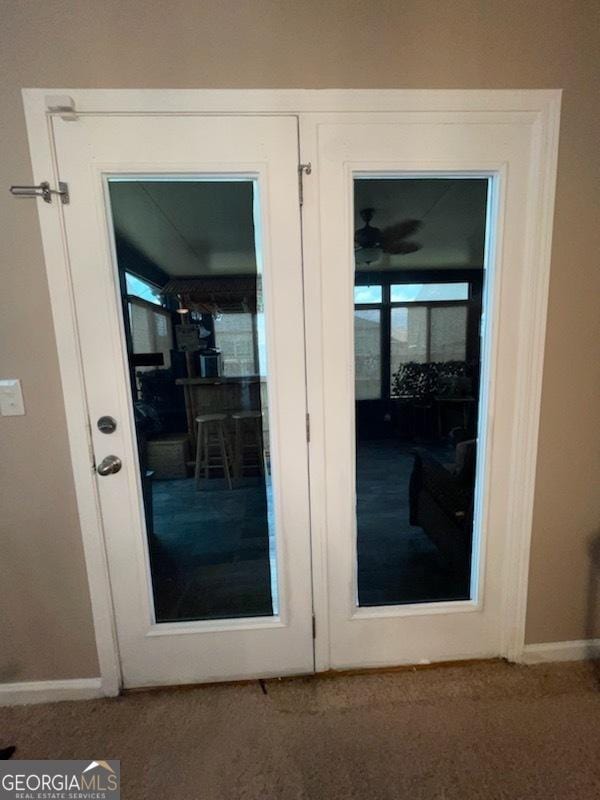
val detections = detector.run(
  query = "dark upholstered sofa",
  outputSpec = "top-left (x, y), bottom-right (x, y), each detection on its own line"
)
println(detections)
top-left (409, 440), bottom-right (476, 585)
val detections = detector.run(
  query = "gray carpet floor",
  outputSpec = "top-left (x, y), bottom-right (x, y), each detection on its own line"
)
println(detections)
top-left (2, 661), bottom-right (600, 799)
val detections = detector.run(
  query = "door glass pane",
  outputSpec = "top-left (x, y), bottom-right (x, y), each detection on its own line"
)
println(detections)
top-left (126, 272), bottom-right (163, 305)
top-left (214, 312), bottom-right (257, 376)
top-left (108, 178), bottom-right (277, 623)
top-left (390, 282), bottom-right (469, 302)
top-left (354, 177), bottom-right (488, 605)
top-left (354, 309), bottom-right (381, 399)
top-left (390, 306), bottom-right (427, 373)
top-left (430, 305), bottom-right (468, 361)
top-left (354, 285), bottom-right (383, 304)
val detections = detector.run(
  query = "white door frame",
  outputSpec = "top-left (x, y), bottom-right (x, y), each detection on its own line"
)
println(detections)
top-left (22, 89), bottom-right (561, 693)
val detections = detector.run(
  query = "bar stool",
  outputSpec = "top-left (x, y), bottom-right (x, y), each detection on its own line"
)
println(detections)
top-left (231, 410), bottom-right (264, 479)
top-left (194, 413), bottom-right (232, 490)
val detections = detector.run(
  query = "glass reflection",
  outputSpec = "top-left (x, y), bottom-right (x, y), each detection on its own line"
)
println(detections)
top-left (109, 178), bottom-right (276, 623)
top-left (354, 178), bottom-right (488, 605)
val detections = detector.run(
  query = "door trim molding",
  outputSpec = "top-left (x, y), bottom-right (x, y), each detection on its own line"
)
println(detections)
top-left (28, 88), bottom-right (558, 115)
top-left (22, 89), bottom-right (561, 689)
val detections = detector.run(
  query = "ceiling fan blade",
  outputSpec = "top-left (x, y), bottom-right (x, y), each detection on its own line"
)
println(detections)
top-left (383, 240), bottom-right (422, 255)
top-left (381, 218), bottom-right (422, 245)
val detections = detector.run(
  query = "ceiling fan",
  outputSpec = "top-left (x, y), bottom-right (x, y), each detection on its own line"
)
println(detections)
top-left (354, 208), bottom-right (422, 265)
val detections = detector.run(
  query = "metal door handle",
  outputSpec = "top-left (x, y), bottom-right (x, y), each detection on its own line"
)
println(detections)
top-left (96, 455), bottom-right (122, 476)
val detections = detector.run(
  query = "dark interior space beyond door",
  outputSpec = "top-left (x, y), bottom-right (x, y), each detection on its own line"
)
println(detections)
top-left (108, 178), bottom-right (277, 623)
top-left (353, 178), bottom-right (488, 606)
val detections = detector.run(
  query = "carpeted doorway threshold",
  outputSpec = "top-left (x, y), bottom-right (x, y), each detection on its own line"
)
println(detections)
top-left (1, 660), bottom-right (600, 799)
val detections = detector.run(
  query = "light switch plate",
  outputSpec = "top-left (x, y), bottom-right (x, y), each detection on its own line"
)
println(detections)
top-left (0, 379), bottom-right (25, 416)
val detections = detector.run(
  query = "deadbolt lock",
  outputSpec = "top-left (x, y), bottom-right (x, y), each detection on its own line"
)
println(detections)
top-left (97, 415), bottom-right (117, 434)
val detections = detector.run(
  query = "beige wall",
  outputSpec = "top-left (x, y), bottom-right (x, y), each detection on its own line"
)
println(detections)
top-left (0, 0), bottom-right (598, 681)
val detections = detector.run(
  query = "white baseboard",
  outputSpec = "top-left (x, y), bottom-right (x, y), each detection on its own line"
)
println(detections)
top-left (0, 643), bottom-right (597, 703)
top-left (0, 678), bottom-right (104, 706)
top-left (520, 639), bottom-right (600, 664)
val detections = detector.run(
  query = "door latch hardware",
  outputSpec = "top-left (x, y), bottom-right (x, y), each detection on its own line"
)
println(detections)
top-left (96, 455), bottom-right (122, 476)
top-left (9, 181), bottom-right (70, 204)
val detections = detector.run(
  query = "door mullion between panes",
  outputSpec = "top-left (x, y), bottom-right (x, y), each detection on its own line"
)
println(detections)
top-left (425, 305), bottom-right (432, 363)
top-left (381, 283), bottom-right (392, 400)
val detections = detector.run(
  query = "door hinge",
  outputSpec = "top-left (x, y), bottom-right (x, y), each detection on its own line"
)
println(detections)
top-left (298, 162), bottom-right (312, 206)
top-left (306, 412), bottom-right (310, 442)
top-left (9, 181), bottom-right (69, 205)
top-left (312, 613), bottom-right (316, 639)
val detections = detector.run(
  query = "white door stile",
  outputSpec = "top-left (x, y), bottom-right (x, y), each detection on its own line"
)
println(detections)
top-left (298, 116), bottom-right (330, 673)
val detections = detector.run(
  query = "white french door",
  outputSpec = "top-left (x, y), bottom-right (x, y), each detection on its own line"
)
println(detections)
top-left (301, 113), bottom-right (543, 669)
top-left (31, 92), bottom-right (557, 688)
top-left (52, 114), bottom-right (314, 687)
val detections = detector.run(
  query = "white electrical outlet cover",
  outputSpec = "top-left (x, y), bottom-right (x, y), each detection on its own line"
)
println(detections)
top-left (0, 379), bottom-right (25, 416)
